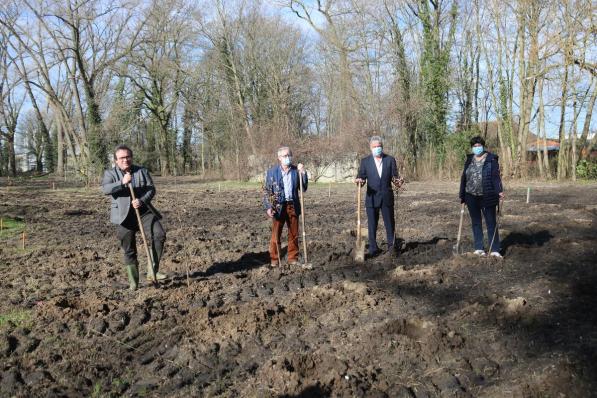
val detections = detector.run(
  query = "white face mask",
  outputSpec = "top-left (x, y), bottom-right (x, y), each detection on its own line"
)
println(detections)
top-left (472, 146), bottom-right (484, 156)
top-left (371, 147), bottom-right (383, 157)
top-left (280, 155), bottom-right (292, 166)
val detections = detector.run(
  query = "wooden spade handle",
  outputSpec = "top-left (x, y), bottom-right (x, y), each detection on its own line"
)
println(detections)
top-left (298, 171), bottom-right (308, 264)
top-left (127, 177), bottom-right (158, 285)
top-left (357, 183), bottom-right (362, 244)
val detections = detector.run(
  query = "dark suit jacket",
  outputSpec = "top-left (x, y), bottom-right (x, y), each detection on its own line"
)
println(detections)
top-left (263, 164), bottom-right (308, 218)
top-left (101, 165), bottom-right (161, 225)
top-left (357, 154), bottom-right (399, 208)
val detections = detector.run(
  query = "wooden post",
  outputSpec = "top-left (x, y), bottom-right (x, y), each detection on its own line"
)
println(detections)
top-left (0, 218), bottom-right (3, 234)
top-left (21, 231), bottom-right (25, 250)
top-left (526, 187), bottom-right (530, 203)
top-left (52, 182), bottom-right (56, 190)
top-left (218, 183), bottom-right (221, 192)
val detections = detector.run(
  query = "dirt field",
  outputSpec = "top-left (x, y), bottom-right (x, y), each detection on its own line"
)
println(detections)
top-left (1, 177), bottom-right (596, 397)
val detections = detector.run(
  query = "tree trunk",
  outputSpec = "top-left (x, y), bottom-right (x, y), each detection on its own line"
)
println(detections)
top-left (56, 126), bottom-right (65, 177)
top-left (538, 73), bottom-right (551, 178)
top-left (557, 65), bottom-right (569, 181)
top-left (7, 134), bottom-right (16, 176)
top-left (181, 106), bottom-right (192, 174)
top-left (578, 79), bottom-right (596, 160)
top-left (20, 54), bottom-right (54, 173)
top-left (571, 97), bottom-right (577, 181)
top-left (159, 122), bottom-right (172, 176)
top-left (536, 74), bottom-right (544, 179)
top-left (221, 34), bottom-right (257, 156)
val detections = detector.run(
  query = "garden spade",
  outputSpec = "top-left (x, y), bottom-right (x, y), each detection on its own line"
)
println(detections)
top-left (127, 179), bottom-right (158, 286)
top-left (488, 198), bottom-right (503, 256)
top-left (298, 170), bottom-right (312, 269)
top-left (354, 182), bottom-right (366, 263)
top-left (453, 203), bottom-right (465, 255)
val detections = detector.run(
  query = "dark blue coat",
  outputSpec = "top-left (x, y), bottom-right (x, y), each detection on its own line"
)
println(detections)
top-left (263, 164), bottom-right (308, 217)
top-left (357, 154), bottom-right (399, 208)
top-left (459, 152), bottom-right (503, 208)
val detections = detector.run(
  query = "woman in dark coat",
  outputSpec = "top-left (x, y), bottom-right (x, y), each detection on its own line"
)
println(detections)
top-left (459, 136), bottom-right (505, 258)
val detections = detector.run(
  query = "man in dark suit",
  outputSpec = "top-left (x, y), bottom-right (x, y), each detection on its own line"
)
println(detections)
top-left (263, 146), bottom-right (308, 267)
top-left (355, 136), bottom-right (401, 258)
top-left (101, 144), bottom-right (166, 290)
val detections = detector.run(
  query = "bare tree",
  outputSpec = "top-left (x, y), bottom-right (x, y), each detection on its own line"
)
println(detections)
top-left (0, 26), bottom-right (25, 176)
top-left (121, 0), bottom-right (194, 175)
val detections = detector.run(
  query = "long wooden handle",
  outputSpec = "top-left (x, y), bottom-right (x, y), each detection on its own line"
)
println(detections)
top-left (298, 172), bottom-right (308, 264)
top-left (456, 203), bottom-right (465, 248)
top-left (488, 199), bottom-right (503, 253)
top-left (128, 181), bottom-right (158, 285)
top-left (356, 183), bottom-right (361, 243)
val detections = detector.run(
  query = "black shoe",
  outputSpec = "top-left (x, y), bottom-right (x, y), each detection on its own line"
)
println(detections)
top-left (381, 249), bottom-right (397, 261)
top-left (367, 249), bottom-right (382, 259)
top-left (387, 245), bottom-right (399, 257)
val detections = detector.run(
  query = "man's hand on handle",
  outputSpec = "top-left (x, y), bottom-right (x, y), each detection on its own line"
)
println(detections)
top-left (354, 178), bottom-right (365, 186)
top-left (124, 172), bottom-right (142, 208)
top-left (297, 163), bottom-right (305, 174)
top-left (122, 172), bottom-right (132, 185)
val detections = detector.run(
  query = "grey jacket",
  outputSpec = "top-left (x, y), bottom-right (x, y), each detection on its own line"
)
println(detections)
top-left (101, 165), bottom-right (162, 225)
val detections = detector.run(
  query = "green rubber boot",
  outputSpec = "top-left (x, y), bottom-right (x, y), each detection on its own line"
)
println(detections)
top-left (126, 263), bottom-right (139, 291)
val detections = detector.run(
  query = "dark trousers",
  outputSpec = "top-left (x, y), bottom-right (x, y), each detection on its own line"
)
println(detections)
top-left (465, 193), bottom-right (500, 252)
top-left (269, 203), bottom-right (300, 262)
top-left (366, 205), bottom-right (395, 254)
top-left (116, 209), bottom-right (166, 267)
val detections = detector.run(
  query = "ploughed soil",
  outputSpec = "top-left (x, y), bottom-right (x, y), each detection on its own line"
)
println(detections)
top-left (0, 177), bottom-right (596, 397)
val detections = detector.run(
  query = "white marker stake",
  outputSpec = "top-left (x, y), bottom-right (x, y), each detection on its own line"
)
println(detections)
top-left (526, 187), bottom-right (530, 204)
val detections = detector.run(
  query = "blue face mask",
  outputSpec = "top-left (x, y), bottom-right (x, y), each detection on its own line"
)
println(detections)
top-left (282, 156), bottom-right (292, 166)
top-left (472, 146), bottom-right (484, 156)
top-left (372, 147), bottom-right (383, 157)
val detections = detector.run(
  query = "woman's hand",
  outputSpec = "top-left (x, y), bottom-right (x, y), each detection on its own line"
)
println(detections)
top-left (499, 192), bottom-right (505, 200)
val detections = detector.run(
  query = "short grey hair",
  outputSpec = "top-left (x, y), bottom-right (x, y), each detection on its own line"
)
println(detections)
top-left (277, 146), bottom-right (292, 156)
top-left (369, 136), bottom-right (383, 145)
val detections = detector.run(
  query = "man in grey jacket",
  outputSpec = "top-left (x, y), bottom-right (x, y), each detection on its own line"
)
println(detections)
top-left (101, 144), bottom-right (167, 290)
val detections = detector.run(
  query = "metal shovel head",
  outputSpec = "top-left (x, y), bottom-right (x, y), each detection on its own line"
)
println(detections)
top-left (354, 239), bottom-right (366, 263)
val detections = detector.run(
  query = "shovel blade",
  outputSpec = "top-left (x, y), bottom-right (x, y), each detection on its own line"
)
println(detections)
top-left (354, 240), bottom-right (366, 263)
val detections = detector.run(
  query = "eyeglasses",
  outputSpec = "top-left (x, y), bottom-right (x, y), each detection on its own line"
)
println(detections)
top-left (279, 154), bottom-right (291, 158)
top-left (117, 156), bottom-right (132, 160)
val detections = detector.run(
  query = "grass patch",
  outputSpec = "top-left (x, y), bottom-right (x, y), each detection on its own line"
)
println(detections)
top-left (0, 309), bottom-right (32, 329)
top-left (0, 217), bottom-right (25, 239)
